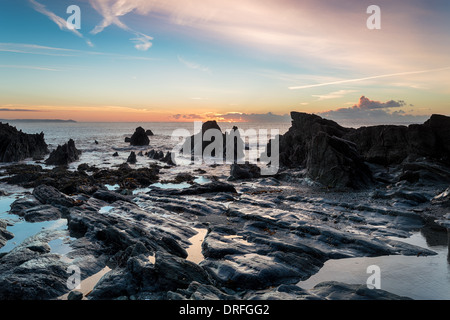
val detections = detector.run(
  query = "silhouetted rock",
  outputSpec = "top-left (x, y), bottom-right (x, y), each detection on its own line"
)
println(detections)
top-left (45, 139), bottom-right (81, 166)
top-left (229, 163), bottom-right (261, 181)
top-left (342, 114), bottom-right (450, 166)
top-left (146, 130), bottom-right (154, 136)
top-left (276, 113), bottom-right (371, 189)
top-left (182, 122), bottom-right (244, 162)
top-left (127, 152), bottom-right (137, 164)
top-left (274, 112), bottom-right (450, 188)
top-left (0, 122), bottom-right (49, 162)
top-left (306, 133), bottom-right (372, 189)
top-left (128, 127), bottom-right (150, 146)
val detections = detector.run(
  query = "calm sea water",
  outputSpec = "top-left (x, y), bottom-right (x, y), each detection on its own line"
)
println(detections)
top-left (3, 121), bottom-right (291, 170)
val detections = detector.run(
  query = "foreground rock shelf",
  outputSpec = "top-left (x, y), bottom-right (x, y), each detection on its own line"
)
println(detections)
top-left (0, 112), bottom-right (449, 300)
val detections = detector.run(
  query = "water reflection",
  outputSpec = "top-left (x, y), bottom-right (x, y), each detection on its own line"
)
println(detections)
top-left (297, 228), bottom-right (450, 300)
top-left (420, 224), bottom-right (449, 264)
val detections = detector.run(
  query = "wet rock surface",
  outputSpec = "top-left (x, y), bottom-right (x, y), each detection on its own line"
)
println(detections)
top-left (0, 113), bottom-right (449, 301)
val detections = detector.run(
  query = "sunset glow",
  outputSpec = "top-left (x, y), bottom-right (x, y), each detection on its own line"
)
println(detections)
top-left (1, 1), bottom-right (449, 122)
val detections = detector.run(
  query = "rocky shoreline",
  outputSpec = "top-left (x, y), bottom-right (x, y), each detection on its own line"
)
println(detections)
top-left (0, 114), bottom-right (449, 300)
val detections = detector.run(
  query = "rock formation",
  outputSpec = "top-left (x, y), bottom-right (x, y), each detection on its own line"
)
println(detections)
top-left (45, 139), bottom-right (81, 166)
top-left (127, 127), bottom-right (150, 146)
top-left (274, 112), bottom-right (450, 189)
top-left (182, 121), bottom-right (245, 162)
top-left (0, 122), bottom-right (49, 162)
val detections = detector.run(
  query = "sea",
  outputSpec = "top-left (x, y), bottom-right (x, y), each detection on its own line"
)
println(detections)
top-left (2, 121), bottom-right (292, 171)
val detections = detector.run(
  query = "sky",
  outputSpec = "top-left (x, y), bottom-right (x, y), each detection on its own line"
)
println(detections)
top-left (0, 0), bottom-right (449, 123)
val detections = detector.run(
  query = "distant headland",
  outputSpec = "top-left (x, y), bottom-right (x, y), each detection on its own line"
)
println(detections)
top-left (0, 119), bottom-right (77, 123)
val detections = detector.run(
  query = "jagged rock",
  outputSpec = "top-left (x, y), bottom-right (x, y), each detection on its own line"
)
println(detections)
top-left (229, 163), bottom-right (261, 181)
top-left (0, 220), bottom-right (14, 249)
top-left (182, 122), bottom-right (244, 162)
top-left (0, 122), bottom-right (49, 162)
top-left (432, 187), bottom-right (450, 207)
top-left (275, 113), bottom-right (371, 189)
top-left (306, 133), bottom-right (372, 189)
top-left (67, 291), bottom-right (83, 300)
top-left (127, 152), bottom-right (137, 164)
top-left (273, 112), bottom-right (450, 188)
top-left (128, 127), bottom-right (149, 146)
top-left (45, 139), bottom-right (81, 166)
top-left (32, 184), bottom-right (75, 208)
top-left (150, 181), bottom-right (237, 196)
top-left (22, 205), bottom-right (62, 222)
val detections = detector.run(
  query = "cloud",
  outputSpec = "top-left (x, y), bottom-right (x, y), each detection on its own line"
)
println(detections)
top-left (318, 96), bottom-right (427, 124)
top-left (211, 112), bottom-right (291, 123)
top-left (178, 56), bottom-right (211, 73)
top-left (172, 114), bottom-right (204, 120)
top-left (355, 96), bottom-right (406, 110)
top-left (0, 64), bottom-right (61, 71)
top-left (312, 90), bottom-right (357, 101)
top-left (0, 108), bottom-right (41, 112)
top-left (289, 67), bottom-right (450, 90)
top-left (88, 0), bottom-right (153, 51)
top-left (29, 0), bottom-right (93, 47)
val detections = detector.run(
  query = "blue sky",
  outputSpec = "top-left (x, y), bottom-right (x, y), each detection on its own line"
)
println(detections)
top-left (0, 0), bottom-right (449, 122)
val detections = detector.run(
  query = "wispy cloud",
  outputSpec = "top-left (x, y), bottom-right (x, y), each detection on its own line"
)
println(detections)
top-left (88, 0), bottom-right (153, 51)
top-left (0, 64), bottom-right (61, 71)
top-left (0, 43), bottom-right (156, 61)
top-left (29, 0), bottom-right (93, 47)
top-left (312, 90), bottom-right (358, 101)
top-left (178, 56), bottom-right (211, 73)
top-left (0, 108), bottom-right (42, 112)
top-left (289, 67), bottom-right (450, 90)
top-left (209, 112), bottom-right (291, 123)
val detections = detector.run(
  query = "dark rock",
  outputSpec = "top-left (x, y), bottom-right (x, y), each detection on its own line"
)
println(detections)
top-left (9, 196), bottom-right (41, 215)
top-left (23, 205), bottom-right (62, 222)
top-left (0, 122), bottom-right (49, 162)
top-left (0, 220), bottom-right (14, 249)
top-left (92, 189), bottom-right (132, 204)
top-left (274, 113), bottom-right (371, 189)
top-left (124, 137), bottom-right (131, 143)
top-left (272, 112), bottom-right (450, 188)
top-left (276, 112), bottom-right (352, 169)
top-left (154, 251), bottom-right (213, 291)
top-left (432, 187), bottom-right (450, 207)
top-left (33, 185), bottom-right (75, 208)
top-left (342, 114), bottom-right (450, 166)
top-left (0, 242), bottom-right (70, 300)
top-left (45, 139), bottom-right (81, 166)
top-left (308, 281), bottom-right (412, 300)
top-left (145, 130), bottom-right (154, 136)
top-left (112, 152), bottom-right (119, 157)
top-left (150, 181), bottom-right (237, 196)
top-left (147, 149), bottom-right (175, 165)
top-left (183, 122), bottom-right (244, 162)
top-left (174, 173), bottom-right (194, 183)
top-left (229, 163), bottom-right (261, 181)
top-left (306, 133), bottom-right (372, 189)
top-left (128, 127), bottom-right (149, 146)
top-left (68, 291), bottom-right (84, 300)
top-left (127, 152), bottom-right (137, 164)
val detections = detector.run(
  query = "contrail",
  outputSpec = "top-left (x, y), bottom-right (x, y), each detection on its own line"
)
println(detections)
top-left (288, 66), bottom-right (450, 90)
